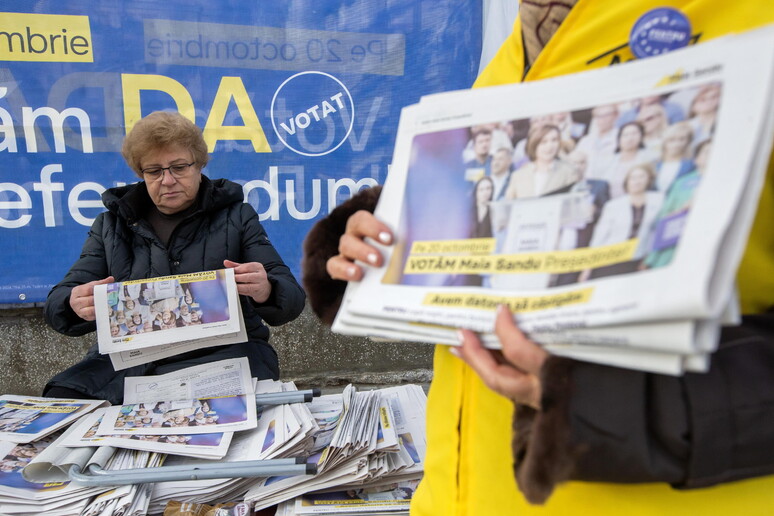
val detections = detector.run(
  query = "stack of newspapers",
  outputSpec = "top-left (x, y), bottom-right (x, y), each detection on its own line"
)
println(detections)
top-left (72, 449), bottom-right (161, 515)
top-left (244, 384), bottom-right (426, 513)
top-left (273, 478), bottom-right (420, 516)
top-left (334, 26), bottom-right (774, 375)
top-left (143, 382), bottom-right (425, 513)
top-left (8, 358), bottom-right (426, 515)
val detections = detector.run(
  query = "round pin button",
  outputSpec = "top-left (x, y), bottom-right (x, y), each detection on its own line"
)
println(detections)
top-left (630, 7), bottom-right (692, 59)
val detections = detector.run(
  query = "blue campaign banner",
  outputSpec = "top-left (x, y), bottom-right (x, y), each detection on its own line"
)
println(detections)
top-left (0, 1), bottom-right (482, 304)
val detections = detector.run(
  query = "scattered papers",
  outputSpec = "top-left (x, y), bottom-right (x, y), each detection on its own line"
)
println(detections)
top-left (334, 26), bottom-right (774, 374)
top-left (2, 381), bottom-right (427, 516)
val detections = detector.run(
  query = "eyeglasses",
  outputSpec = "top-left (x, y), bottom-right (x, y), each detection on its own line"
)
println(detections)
top-left (141, 162), bottom-right (196, 182)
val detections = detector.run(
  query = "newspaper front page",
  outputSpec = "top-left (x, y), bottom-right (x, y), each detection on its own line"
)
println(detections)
top-left (96, 358), bottom-right (257, 436)
top-left (335, 27), bottom-right (774, 373)
top-left (0, 396), bottom-right (107, 444)
top-left (94, 269), bottom-right (242, 355)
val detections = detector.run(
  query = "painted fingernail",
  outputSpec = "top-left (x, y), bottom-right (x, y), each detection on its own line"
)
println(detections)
top-left (378, 231), bottom-right (392, 244)
top-left (367, 253), bottom-right (378, 265)
top-left (456, 329), bottom-right (465, 344)
top-left (449, 346), bottom-right (461, 358)
top-left (347, 266), bottom-right (358, 278)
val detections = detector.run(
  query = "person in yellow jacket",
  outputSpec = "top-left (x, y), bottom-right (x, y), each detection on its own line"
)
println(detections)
top-left (302, 1), bottom-right (774, 514)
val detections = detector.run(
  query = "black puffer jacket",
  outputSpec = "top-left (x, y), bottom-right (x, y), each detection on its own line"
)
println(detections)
top-left (44, 176), bottom-right (305, 404)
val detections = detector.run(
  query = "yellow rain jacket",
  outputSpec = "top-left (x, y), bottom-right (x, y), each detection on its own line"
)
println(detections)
top-left (410, 1), bottom-right (774, 515)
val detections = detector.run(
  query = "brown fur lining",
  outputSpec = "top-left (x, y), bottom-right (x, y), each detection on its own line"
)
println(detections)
top-left (512, 355), bottom-right (586, 504)
top-left (301, 186), bottom-right (382, 326)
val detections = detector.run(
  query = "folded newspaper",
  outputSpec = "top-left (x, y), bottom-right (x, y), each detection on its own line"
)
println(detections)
top-left (0, 396), bottom-right (107, 444)
top-left (334, 26), bottom-right (774, 375)
top-left (93, 269), bottom-right (247, 370)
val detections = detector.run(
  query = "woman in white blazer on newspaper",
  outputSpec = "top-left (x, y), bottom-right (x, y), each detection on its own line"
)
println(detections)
top-left (505, 124), bottom-right (575, 200)
top-left (581, 162), bottom-right (663, 280)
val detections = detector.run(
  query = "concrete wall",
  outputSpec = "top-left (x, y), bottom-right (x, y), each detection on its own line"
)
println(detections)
top-left (0, 305), bottom-right (434, 396)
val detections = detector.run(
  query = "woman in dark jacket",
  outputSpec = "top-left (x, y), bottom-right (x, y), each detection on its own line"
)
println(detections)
top-left (43, 111), bottom-right (305, 404)
top-left (464, 176), bottom-right (495, 287)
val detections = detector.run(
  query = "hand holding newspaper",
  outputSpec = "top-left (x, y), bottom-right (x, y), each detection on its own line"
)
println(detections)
top-left (92, 269), bottom-right (247, 370)
top-left (334, 26), bottom-right (774, 375)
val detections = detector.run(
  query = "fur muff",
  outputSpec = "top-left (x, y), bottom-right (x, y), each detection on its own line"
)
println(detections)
top-left (301, 186), bottom-right (382, 326)
top-left (513, 355), bottom-right (585, 504)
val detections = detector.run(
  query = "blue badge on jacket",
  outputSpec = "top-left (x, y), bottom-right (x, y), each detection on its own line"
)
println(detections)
top-left (629, 7), bottom-right (692, 59)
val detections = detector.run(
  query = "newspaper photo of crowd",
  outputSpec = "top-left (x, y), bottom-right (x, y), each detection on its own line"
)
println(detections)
top-left (105, 278), bottom-right (214, 338)
top-left (112, 399), bottom-right (222, 430)
top-left (80, 416), bottom-right (224, 447)
top-left (402, 82), bottom-right (721, 288)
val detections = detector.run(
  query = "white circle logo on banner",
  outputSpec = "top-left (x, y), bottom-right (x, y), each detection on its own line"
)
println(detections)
top-left (270, 71), bottom-right (355, 157)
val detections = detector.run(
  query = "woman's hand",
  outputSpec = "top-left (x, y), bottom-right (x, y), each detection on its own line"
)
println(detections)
top-left (224, 260), bottom-right (271, 303)
top-left (69, 276), bottom-right (115, 321)
top-left (453, 305), bottom-right (548, 409)
top-left (326, 210), bottom-right (393, 281)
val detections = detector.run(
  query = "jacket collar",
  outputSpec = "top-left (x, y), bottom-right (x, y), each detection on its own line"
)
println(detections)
top-left (101, 175), bottom-right (243, 224)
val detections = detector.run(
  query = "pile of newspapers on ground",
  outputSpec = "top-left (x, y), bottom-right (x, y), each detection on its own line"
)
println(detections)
top-left (334, 27), bottom-right (774, 376)
top-left (0, 357), bottom-right (426, 516)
